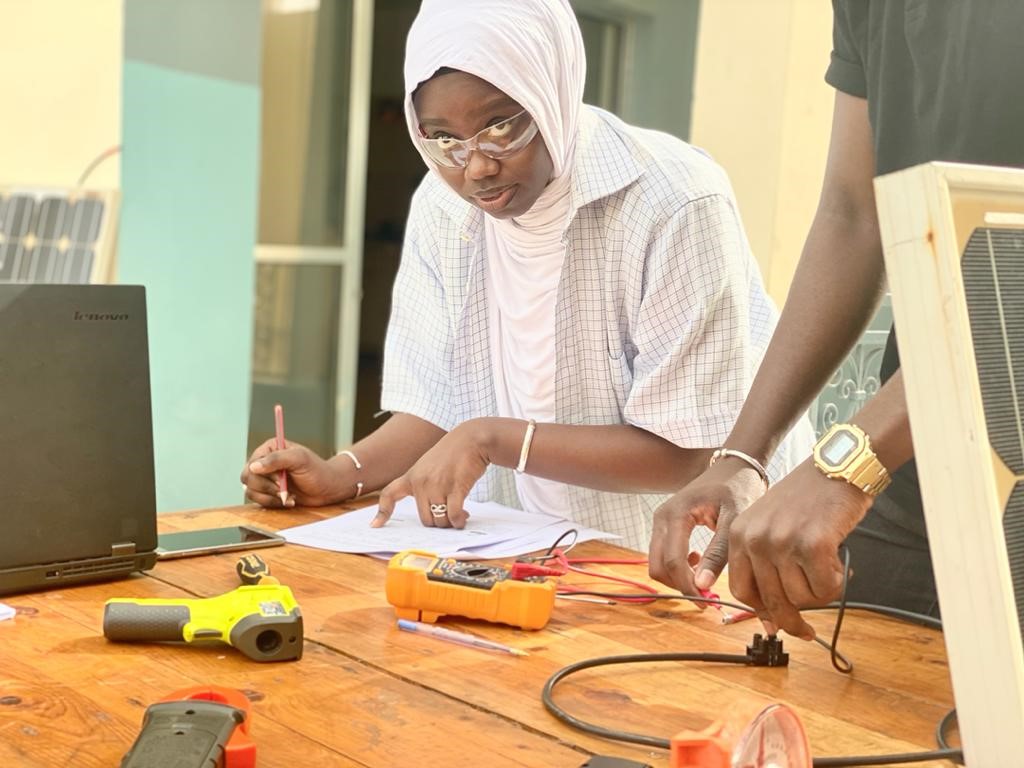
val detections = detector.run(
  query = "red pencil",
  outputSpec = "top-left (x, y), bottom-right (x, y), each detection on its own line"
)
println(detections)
top-left (273, 404), bottom-right (288, 505)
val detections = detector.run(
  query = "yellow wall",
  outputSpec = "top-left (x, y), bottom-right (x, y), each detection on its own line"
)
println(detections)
top-left (0, 0), bottom-right (123, 188)
top-left (259, 8), bottom-right (317, 245)
top-left (690, 0), bottom-right (834, 307)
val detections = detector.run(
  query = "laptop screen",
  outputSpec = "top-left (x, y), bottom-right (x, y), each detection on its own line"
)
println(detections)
top-left (0, 284), bottom-right (157, 592)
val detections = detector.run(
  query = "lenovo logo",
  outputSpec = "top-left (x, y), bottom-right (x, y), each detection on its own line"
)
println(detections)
top-left (73, 311), bottom-right (129, 321)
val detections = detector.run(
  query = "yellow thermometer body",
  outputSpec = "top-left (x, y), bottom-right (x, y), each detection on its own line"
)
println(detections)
top-left (103, 584), bottom-right (303, 662)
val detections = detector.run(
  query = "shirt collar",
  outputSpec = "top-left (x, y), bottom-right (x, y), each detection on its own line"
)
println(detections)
top-left (569, 106), bottom-right (642, 210)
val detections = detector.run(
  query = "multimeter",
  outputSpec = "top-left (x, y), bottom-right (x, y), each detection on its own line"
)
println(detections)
top-left (385, 550), bottom-right (557, 630)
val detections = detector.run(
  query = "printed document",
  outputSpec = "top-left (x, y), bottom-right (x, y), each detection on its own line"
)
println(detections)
top-left (279, 497), bottom-right (618, 559)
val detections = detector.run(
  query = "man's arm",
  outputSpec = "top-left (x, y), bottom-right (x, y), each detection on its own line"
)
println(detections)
top-left (726, 91), bottom-right (885, 465)
top-left (649, 91), bottom-right (890, 597)
top-left (726, 369), bottom-right (913, 640)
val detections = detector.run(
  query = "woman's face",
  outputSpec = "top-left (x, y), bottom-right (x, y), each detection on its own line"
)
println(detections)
top-left (413, 71), bottom-right (553, 219)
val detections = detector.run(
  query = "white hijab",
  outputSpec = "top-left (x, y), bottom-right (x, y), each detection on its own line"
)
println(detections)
top-left (403, 0), bottom-right (586, 186)
top-left (404, 1), bottom-right (588, 516)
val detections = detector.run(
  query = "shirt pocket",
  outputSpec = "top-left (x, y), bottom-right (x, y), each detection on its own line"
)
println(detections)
top-left (605, 326), bottom-right (635, 413)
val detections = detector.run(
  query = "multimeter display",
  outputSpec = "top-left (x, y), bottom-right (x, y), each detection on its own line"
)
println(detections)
top-left (385, 550), bottom-right (557, 630)
top-left (401, 554), bottom-right (435, 571)
top-left (429, 561), bottom-right (508, 589)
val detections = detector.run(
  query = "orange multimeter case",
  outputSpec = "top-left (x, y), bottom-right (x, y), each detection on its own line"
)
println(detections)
top-left (385, 550), bottom-right (557, 630)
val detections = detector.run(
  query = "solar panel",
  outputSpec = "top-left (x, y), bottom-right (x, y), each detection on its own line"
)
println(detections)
top-left (0, 186), bottom-right (119, 284)
top-left (875, 162), bottom-right (1024, 766)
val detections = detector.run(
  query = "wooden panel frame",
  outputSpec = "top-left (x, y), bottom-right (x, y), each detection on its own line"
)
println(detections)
top-left (875, 161), bottom-right (1024, 765)
top-left (0, 185), bottom-right (120, 284)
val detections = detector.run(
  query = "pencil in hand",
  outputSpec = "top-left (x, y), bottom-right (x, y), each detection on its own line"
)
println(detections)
top-left (273, 403), bottom-right (288, 506)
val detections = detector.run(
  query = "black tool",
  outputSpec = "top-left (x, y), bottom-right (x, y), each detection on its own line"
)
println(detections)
top-left (236, 553), bottom-right (279, 585)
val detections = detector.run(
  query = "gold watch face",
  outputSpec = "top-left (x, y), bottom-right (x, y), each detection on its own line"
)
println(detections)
top-left (818, 427), bottom-right (861, 470)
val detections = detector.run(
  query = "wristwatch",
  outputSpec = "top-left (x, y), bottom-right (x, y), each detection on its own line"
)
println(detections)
top-left (812, 423), bottom-right (892, 497)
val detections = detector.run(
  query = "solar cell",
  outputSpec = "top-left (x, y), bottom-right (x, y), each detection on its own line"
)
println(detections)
top-left (0, 187), bottom-right (117, 284)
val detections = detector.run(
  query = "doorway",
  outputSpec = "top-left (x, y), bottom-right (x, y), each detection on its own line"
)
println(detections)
top-left (250, 0), bottom-right (702, 458)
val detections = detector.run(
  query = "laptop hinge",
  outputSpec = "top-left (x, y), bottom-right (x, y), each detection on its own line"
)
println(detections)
top-left (110, 541), bottom-right (137, 557)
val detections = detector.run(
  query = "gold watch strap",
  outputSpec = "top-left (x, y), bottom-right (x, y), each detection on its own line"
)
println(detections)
top-left (847, 459), bottom-right (891, 496)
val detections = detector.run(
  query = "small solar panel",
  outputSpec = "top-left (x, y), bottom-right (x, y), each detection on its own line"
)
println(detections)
top-left (963, 227), bottom-right (1024, 641)
top-left (0, 186), bottom-right (119, 284)
top-left (876, 162), bottom-right (1024, 766)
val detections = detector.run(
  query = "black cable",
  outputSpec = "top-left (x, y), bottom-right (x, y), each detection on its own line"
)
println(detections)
top-left (558, 589), bottom-right (855, 671)
top-left (544, 546), bottom-right (964, 766)
top-left (541, 651), bottom-right (749, 749)
top-left (811, 748), bottom-right (963, 766)
top-left (821, 547), bottom-right (853, 673)
top-left (543, 650), bottom-right (964, 766)
top-left (542, 532), bottom-right (958, 763)
top-left (935, 708), bottom-right (958, 751)
top-left (542, 528), bottom-right (579, 555)
top-left (819, 602), bottom-right (942, 630)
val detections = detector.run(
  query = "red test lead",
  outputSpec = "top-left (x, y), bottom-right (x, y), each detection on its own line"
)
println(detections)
top-left (698, 587), bottom-right (723, 611)
top-left (722, 609), bottom-right (757, 625)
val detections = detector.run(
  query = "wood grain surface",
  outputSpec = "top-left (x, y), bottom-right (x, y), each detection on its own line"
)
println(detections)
top-left (0, 502), bottom-right (957, 767)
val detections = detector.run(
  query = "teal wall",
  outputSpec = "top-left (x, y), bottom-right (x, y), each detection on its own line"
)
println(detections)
top-left (120, 0), bottom-right (260, 512)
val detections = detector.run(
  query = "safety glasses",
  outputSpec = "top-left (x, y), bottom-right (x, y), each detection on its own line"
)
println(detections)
top-left (417, 109), bottom-right (539, 168)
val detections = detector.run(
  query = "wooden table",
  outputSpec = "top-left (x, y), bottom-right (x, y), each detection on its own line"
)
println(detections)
top-left (0, 503), bottom-right (956, 767)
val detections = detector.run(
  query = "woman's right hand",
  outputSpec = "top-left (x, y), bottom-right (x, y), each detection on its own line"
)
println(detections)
top-left (241, 438), bottom-right (351, 508)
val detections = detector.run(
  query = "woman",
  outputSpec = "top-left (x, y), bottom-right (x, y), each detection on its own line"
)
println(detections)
top-left (242, 0), bottom-right (813, 552)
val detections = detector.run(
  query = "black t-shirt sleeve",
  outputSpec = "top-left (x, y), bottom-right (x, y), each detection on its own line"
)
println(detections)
top-left (825, 0), bottom-right (867, 97)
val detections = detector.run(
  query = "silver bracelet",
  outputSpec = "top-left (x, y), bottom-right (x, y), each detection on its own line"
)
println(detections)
top-left (709, 447), bottom-right (770, 488)
top-left (337, 449), bottom-right (362, 469)
top-left (515, 419), bottom-right (537, 474)
top-left (337, 449), bottom-right (363, 497)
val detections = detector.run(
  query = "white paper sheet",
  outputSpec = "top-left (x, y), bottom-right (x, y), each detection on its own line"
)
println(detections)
top-left (280, 497), bottom-right (619, 559)
top-left (452, 521), bottom-right (614, 559)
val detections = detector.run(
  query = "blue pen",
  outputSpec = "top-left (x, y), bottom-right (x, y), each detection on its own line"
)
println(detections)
top-left (396, 619), bottom-right (528, 656)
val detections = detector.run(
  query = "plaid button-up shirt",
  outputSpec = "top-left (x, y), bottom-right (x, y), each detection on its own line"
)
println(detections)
top-left (382, 107), bottom-right (813, 550)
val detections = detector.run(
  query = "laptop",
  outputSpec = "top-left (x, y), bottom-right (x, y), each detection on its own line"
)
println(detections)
top-left (0, 284), bottom-right (158, 595)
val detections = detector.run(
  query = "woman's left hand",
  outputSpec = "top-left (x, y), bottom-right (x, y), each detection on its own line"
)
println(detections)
top-left (371, 419), bottom-right (493, 529)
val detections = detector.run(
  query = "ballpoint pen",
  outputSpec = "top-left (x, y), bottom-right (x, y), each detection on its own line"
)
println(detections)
top-left (396, 619), bottom-right (528, 656)
top-left (273, 404), bottom-right (288, 505)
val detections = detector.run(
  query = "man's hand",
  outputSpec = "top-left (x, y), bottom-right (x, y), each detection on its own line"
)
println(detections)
top-left (727, 459), bottom-right (873, 639)
top-left (372, 420), bottom-right (491, 529)
top-left (241, 439), bottom-right (351, 508)
top-left (648, 458), bottom-right (768, 601)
